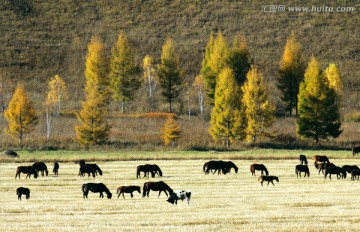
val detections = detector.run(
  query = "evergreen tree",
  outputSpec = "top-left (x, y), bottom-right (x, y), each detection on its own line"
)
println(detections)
top-left (228, 34), bottom-right (252, 86)
top-left (209, 67), bottom-right (244, 148)
top-left (4, 85), bottom-right (38, 147)
top-left (242, 67), bottom-right (275, 142)
top-left (157, 37), bottom-right (182, 113)
top-left (278, 32), bottom-right (305, 116)
top-left (297, 56), bottom-right (342, 143)
top-left (109, 31), bottom-right (141, 113)
top-left (160, 116), bottom-right (181, 146)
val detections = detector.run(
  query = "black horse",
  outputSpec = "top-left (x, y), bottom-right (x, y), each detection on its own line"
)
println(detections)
top-left (203, 160), bottom-right (238, 175)
top-left (79, 166), bottom-right (96, 178)
top-left (295, 164), bottom-right (310, 177)
top-left (315, 162), bottom-right (336, 175)
top-left (324, 166), bottom-right (346, 180)
top-left (15, 166), bottom-right (38, 179)
top-left (142, 181), bottom-right (173, 198)
top-left (82, 183), bottom-right (112, 199)
top-left (117, 185), bottom-right (141, 198)
top-left (79, 160), bottom-right (103, 177)
top-left (32, 162), bottom-right (48, 176)
top-left (342, 165), bottom-right (359, 174)
top-left (299, 154), bottom-right (308, 165)
top-left (16, 187), bottom-right (30, 200)
top-left (351, 169), bottom-right (360, 180)
top-left (352, 146), bottom-right (360, 156)
top-left (136, 164), bottom-right (163, 178)
top-left (53, 162), bottom-right (59, 175)
top-left (250, 164), bottom-right (269, 176)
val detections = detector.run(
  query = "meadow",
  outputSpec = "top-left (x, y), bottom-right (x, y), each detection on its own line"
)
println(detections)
top-left (1, 150), bottom-right (360, 231)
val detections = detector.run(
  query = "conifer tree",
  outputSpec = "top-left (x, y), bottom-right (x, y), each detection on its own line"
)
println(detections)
top-left (157, 37), bottom-right (182, 113)
top-left (278, 32), bottom-right (305, 116)
top-left (109, 31), bottom-right (141, 113)
top-left (296, 56), bottom-right (342, 143)
top-left (228, 34), bottom-right (252, 86)
top-left (4, 85), bottom-right (38, 147)
top-left (209, 67), bottom-right (244, 148)
top-left (242, 67), bottom-right (275, 142)
top-left (75, 37), bottom-right (111, 146)
top-left (201, 32), bottom-right (230, 104)
top-left (324, 63), bottom-right (342, 97)
top-left (160, 116), bottom-right (181, 146)
top-left (85, 36), bottom-right (109, 105)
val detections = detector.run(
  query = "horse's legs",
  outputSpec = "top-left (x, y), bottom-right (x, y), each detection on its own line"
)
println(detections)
top-left (130, 192), bottom-right (133, 198)
top-left (270, 181), bottom-right (275, 186)
top-left (100, 192), bottom-right (104, 198)
top-left (158, 191), bottom-right (162, 197)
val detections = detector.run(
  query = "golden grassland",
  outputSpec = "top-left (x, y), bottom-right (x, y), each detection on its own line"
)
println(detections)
top-left (1, 152), bottom-right (360, 231)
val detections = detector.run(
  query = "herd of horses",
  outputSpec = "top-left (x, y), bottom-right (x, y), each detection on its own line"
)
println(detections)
top-left (13, 147), bottom-right (360, 202)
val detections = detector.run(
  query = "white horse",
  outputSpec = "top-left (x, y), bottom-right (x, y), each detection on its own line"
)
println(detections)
top-left (167, 190), bottom-right (191, 205)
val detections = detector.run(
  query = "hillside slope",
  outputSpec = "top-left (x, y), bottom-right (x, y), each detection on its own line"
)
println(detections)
top-left (0, 0), bottom-right (359, 111)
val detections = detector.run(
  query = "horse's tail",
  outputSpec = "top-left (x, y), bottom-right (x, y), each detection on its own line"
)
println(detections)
top-left (15, 167), bottom-right (20, 179)
top-left (82, 184), bottom-right (88, 198)
top-left (250, 164), bottom-right (254, 173)
top-left (136, 166), bottom-right (140, 178)
top-left (203, 162), bottom-right (208, 173)
top-left (116, 187), bottom-right (121, 195)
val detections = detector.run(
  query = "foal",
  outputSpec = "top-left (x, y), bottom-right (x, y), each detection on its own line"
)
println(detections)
top-left (16, 187), bottom-right (30, 200)
top-left (117, 185), bottom-right (141, 199)
top-left (258, 175), bottom-right (279, 186)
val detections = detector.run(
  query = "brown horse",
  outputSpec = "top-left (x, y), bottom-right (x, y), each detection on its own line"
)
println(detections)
top-left (295, 164), bottom-right (310, 177)
top-left (15, 166), bottom-right (38, 179)
top-left (136, 164), bottom-right (163, 179)
top-left (250, 164), bottom-right (269, 176)
top-left (313, 155), bottom-right (330, 163)
top-left (352, 146), bottom-right (360, 156)
top-left (32, 162), bottom-right (48, 176)
top-left (299, 154), bottom-right (308, 165)
top-left (53, 162), bottom-right (59, 175)
top-left (117, 185), bottom-right (141, 198)
top-left (142, 181), bottom-right (173, 198)
top-left (258, 175), bottom-right (279, 186)
top-left (16, 187), bottom-right (30, 200)
top-left (82, 183), bottom-right (112, 199)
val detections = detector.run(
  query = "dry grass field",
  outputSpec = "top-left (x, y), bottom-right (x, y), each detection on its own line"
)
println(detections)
top-left (1, 153), bottom-right (360, 231)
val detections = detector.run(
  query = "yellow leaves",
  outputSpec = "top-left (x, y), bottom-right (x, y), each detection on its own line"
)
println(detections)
top-left (280, 32), bottom-right (302, 70)
top-left (161, 37), bottom-right (179, 65)
top-left (46, 74), bottom-right (67, 112)
top-left (160, 116), bottom-right (181, 146)
top-left (4, 85), bottom-right (38, 143)
top-left (324, 63), bottom-right (342, 96)
top-left (242, 67), bottom-right (275, 142)
top-left (209, 32), bottom-right (229, 75)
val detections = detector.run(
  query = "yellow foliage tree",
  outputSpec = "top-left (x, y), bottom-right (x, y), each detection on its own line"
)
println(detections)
top-left (160, 116), bottom-right (181, 146)
top-left (46, 74), bottom-right (67, 117)
top-left (4, 85), bottom-right (38, 147)
top-left (209, 67), bottom-right (244, 148)
top-left (324, 63), bottom-right (342, 97)
top-left (242, 67), bottom-right (275, 142)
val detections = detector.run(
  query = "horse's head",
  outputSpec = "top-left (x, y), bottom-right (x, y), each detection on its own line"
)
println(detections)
top-left (107, 192), bottom-right (112, 199)
top-left (275, 177), bottom-right (279, 182)
top-left (136, 186), bottom-right (141, 193)
top-left (158, 169), bottom-right (163, 177)
top-left (233, 165), bottom-right (239, 173)
top-left (26, 193), bottom-right (30, 199)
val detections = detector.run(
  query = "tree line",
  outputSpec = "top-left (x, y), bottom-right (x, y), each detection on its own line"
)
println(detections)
top-left (2, 31), bottom-right (343, 148)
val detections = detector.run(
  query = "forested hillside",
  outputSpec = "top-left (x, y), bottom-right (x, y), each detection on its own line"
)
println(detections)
top-left (1, 0), bottom-right (359, 110)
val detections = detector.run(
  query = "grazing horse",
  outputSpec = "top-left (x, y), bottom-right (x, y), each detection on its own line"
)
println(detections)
top-left (295, 164), bottom-right (310, 177)
top-left (167, 190), bottom-right (191, 205)
top-left (203, 160), bottom-right (238, 175)
top-left (79, 166), bottom-right (96, 178)
top-left (16, 187), bottom-right (30, 200)
top-left (352, 146), bottom-right (360, 156)
top-left (324, 166), bottom-right (346, 180)
top-left (351, 169), bottom-right (360, 180)
top-left (258, 175), bottom-right (279, 186)
top-left (32, 162), bottom-right (48, 176)
top-left (250, 164), bottom-right (269, 176)
top-left (299, 154), bottom-right (308, 165)
top-left (82, 183), bottom-right (112, 199)
top-left (15, 166), bottom-right (38, 179)
top-left (136, 164), bottom-right (163, 179)
top-left (53, 162), bottom-right (59, 175)
top-left (342, 165), bottom-right (359, 174)
top-left (142, 181), bottom-right (173, 198)
top-left (313, 155), bottom-right (330, 164)
top-left (79, 160), bottom-right (102, 177)
top-left (116, 185), bottom-right (141, 198)
top-left (315, 162), bottom-right (336, 175)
